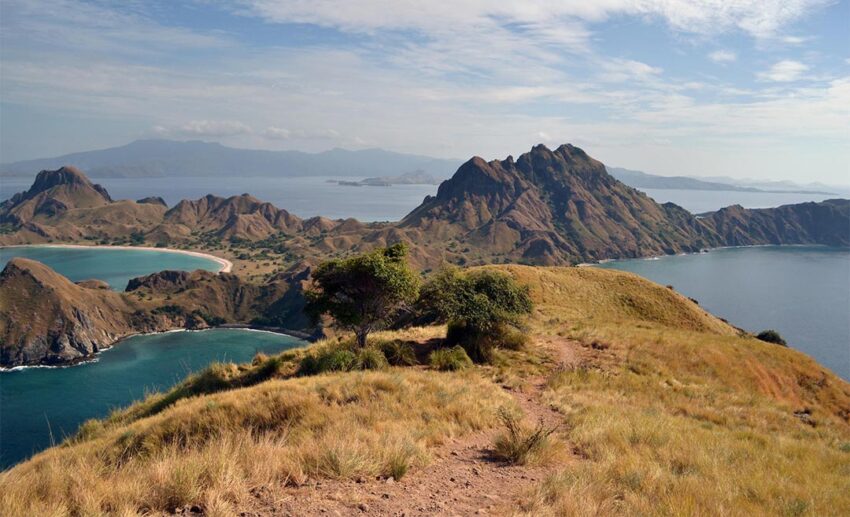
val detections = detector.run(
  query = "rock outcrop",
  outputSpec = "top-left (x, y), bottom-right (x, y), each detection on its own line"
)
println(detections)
top-left (0, 258), bottom-right (135, 366)
top-left (0, 259), bottom-right (313, 367)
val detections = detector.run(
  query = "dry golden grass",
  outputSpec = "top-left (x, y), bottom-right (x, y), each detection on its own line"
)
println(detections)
top-left (493, 265), bottom-right (850, 516)
top-left (3, 264), bottom-right (849, 516)
top-left (0, 370), bottom-right (513, 515)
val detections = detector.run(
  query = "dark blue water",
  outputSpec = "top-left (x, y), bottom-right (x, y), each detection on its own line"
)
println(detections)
top-left (0, 329), bottom-right (305, 469)
top-left (599, 246), bottom-right (850, 380)
top-left (0, 246), bottom-right (222, 290)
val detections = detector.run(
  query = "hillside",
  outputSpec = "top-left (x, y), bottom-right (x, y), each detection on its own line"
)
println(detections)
top-left (2, 265), bottom-right (847, 515)
top-left (0, 258), bottom-right (135, 365)
top-left (1, 144), bottom-right (848, 268)
top-left (0, 139), bottom-right (461, 179)
top-left (0, 260), bottom-right (312, 367)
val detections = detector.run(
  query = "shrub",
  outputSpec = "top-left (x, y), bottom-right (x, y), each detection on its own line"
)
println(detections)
top-left (354, 347), bottom-right (389, 370)
top-left (756, 329), bottom-right (787, 346)
top-left (299, 348), bottom-right (357, 375)
top-left (492, 407), bottom-right (558, 465)
top-left (380, 340), bottom-right (418, 366)
top-left (429, 346), bottom-right (472, 371)
top-left (419, 267), bottom-right (532, 363)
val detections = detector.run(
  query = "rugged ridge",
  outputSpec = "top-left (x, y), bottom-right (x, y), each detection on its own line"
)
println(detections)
top-left (1, 145), bottom-right (848, 266)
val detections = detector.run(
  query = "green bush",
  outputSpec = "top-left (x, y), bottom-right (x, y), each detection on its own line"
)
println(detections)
top-left (429, 346), bottom-right (473, 371)
top-left (299, 348), bottom-right (357, 375)
top-left (419, 267), bottom-right (533, 363)
top-left (354, 347), bottom-right (389, 370)
top-left (380, 340), bottom-right (418, 366)
top-left (756, 329), bottom-right (787, 346)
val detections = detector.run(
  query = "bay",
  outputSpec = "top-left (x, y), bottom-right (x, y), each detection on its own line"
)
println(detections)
top-left (0, 246), bottom-right (223, 290)
top-left (598, 246), bottom-right (850, 380)
top-left (0, 329), bottom-right (305, 469)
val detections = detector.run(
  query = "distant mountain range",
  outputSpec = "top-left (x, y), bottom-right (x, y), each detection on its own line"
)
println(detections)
top-left (606, 166), bottom-right (838, 195)
top-left (0, 139), bottom-right (462, 179)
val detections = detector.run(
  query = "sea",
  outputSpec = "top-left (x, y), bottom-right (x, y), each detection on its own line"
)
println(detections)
top-left (599, 246), bottom-right (850, 381)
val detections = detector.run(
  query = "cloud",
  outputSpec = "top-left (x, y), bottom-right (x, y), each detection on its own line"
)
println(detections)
top-left (758, 60), bottom-right (810, 82)
top-left (233, 0), bottom-right (828, 39)
top-left (263, 127), bottom-right (340, 140)
top-left (153, 120), bottom-right (254, 137)
top-left (708, 50), bottom-right (737, 63)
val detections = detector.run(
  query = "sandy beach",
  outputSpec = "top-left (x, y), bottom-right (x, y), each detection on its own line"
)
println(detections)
top-left (0, 243), bottom-right (233, 273)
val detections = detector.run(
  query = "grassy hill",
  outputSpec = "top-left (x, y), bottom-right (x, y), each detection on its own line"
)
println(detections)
top-left (2, 266), bottom-right (848, 515)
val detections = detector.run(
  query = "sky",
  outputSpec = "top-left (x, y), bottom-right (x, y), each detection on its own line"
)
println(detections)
top-left (1, 0), bottom-right (848, 184)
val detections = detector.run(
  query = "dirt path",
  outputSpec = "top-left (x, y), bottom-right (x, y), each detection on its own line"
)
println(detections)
top-left (242, 338), bottom-right (580, 517)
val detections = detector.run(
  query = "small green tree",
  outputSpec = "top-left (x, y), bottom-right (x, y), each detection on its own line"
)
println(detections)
top-left (420, 267), bottom-right (533, 362)
top-left (305, 243), bottom-right (420, 348)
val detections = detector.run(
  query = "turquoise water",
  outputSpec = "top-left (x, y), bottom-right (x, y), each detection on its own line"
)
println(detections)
top-left (598, 246), bottom-right (850, 380)
top-left (0, 329), bottom-right (305, 469)
top-left (0, 246), bottom-right (222, 290)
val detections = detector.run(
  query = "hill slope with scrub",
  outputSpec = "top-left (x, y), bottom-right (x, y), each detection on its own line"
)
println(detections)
top-left (2, 265), bottom-right (847, 516)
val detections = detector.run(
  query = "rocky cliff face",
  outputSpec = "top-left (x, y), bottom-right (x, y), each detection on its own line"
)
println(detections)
top-left (0, 258), bottom-right (135, 366)
top-left (400, 144), bottom-right (722, 263)
top-left (702, 199), bottom-right (850, 247)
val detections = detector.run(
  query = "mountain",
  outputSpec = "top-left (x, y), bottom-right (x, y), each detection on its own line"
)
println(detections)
top-left (1, 145), bottom-right (848, 267)
top-left (0, 166), bottom-right (112, 224)
top-left (400, 144), bottom-right (719, 263)
top-left (607, 166), bottom-right (837, 195)
top-left (0, 139), bottom-right (462, 179)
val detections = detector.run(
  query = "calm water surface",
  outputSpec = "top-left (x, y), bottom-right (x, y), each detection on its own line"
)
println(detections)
top-left (0, 246), bottom-right (222, 290)
top-left (599, 246), bottom-right (850, 380)
top-left (0, 247), bottom-right (306, 469)
top-left (0, 329), bottom-right (305, 469)
top-left (0, 176), bottom-right (438, 222)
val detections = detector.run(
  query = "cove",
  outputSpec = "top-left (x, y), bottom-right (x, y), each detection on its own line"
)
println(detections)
top-left (0, 329), bottom-right (305, 469)
top-left (598, 246), bottom-right (850, 380)
top-left (0, 245), bottom-right (226, 290)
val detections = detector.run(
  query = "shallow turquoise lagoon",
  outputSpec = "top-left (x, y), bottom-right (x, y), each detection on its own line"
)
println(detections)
top-left (0, 245), bottom-right (223, 290)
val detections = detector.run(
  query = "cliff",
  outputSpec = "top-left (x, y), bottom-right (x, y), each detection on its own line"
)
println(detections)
top-left (0, 258), bottom-right (135, 366)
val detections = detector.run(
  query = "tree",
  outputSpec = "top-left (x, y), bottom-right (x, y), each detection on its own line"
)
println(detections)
top-left (304, 243), bottom-right (420, 347)
top-left (419, 267), bottom-right (533, 362)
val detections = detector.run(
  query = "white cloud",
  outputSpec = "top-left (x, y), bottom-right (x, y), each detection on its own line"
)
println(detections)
top-left (234, 0), bottom-right (828, 39)
top-left (758, 60), bottom-right (810, 82)
top-left (166, 120), bottom-right (254, 137)
top-left (708, 50), bottom-right (737, 63)
top-left (263, 127), bottom-right (340, 140)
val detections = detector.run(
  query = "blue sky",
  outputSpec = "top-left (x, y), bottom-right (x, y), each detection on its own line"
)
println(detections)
top-left (1, 0), bottom-right (848, 184)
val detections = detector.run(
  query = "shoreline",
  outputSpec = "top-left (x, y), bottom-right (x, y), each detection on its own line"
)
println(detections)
top-left (0, 243), bottom-right (233, 273)
top-left (576, 243), bottom-right (846, 267)
top-left (0, 325), bottom-right (313, 373)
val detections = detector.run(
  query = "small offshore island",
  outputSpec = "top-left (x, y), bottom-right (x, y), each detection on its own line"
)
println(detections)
top-left (1, 144), bottom-right (849, 515)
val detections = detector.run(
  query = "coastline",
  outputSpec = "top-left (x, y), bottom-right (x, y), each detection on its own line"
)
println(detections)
top-left (0, 243), bottom-right (233, 273)
top-left (0, 325), bottom-right (312, 372)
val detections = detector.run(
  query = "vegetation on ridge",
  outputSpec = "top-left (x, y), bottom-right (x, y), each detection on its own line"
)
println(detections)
top-left (1, 264), bottom-right (848, 516)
